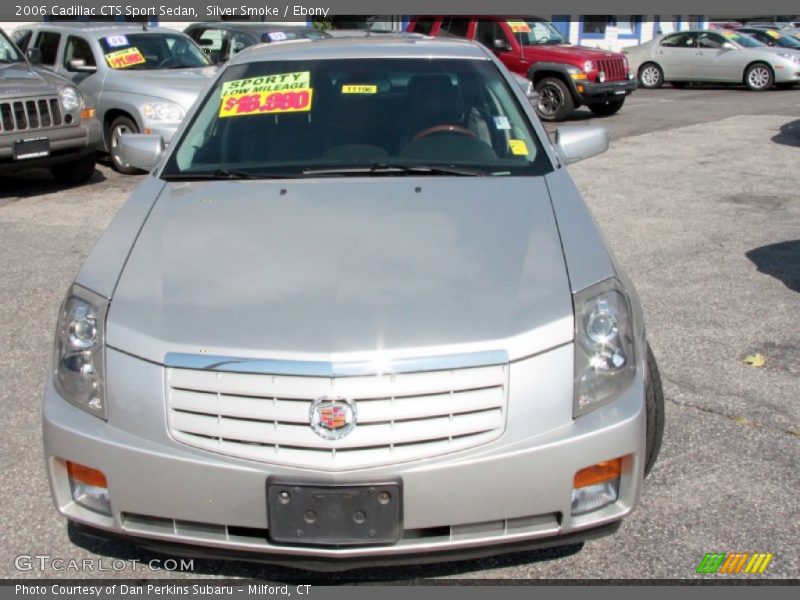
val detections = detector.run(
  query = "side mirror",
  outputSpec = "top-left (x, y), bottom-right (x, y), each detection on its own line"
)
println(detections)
top-left (722, 42), bottom-right (738, 50)
top-left (493, 38), bottom-right (512, 52)
top-left (67, 59), bottom-right (97, 73)
top-left (117, 134), bottom-right (164, 171)
top-left (197, 38), bottom-right (214, 46)
top-left (26, 48), bottom-right (42, 64)
top-left (554, 125), bottom-right (608, 165)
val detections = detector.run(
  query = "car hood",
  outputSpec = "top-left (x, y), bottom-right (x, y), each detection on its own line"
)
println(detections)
top-left (104, 66), bottom-right (216, 110)
top-left (522, 44), bottom-right (625, 62)
top-left (107, 177), bottom-right (574, 364)
top-left (0, 62), bottom-right (61, 97)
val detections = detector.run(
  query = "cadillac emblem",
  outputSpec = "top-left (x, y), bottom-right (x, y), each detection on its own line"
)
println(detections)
top-left (309, 396), bottom-right (357, 440)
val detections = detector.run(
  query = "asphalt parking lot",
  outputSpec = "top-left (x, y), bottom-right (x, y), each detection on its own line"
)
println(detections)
top-left (1, 86), bottom-right (798, 581)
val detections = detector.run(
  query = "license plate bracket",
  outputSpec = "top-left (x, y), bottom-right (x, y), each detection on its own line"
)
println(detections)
top-left (13, 137), bottom-right (50, 160)
top-left (267, 478), bottom-right (402, 546)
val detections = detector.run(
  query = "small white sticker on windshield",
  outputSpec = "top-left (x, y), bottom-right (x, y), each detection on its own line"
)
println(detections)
top-left (494, 116), bottom-right (511, 130)
top-left (268, 32), bottom-right (288, 41)
top-left (105, 35), bottom-right (129, 48)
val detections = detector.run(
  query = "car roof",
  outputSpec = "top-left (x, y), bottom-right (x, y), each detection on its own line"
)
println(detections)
top-left (186, 22), bottom-right (318, 33)
top-left (228, 35), bottom-right (490, 64)
top-left (27, 22), bottom-right (184, 36)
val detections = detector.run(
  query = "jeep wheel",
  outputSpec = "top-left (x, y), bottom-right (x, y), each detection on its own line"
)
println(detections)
top-left (107, 115), bottom-right (143, 175)
top-left (50, 152), bottom-right (96, 185)
top-left (744, 63), bottom-right (773, 91)
top-left (588, 98), bottom-right (625, 117)
top-left (638, 62), bottom-right (663, 89)
top-left (534, 77), bottom-right (575, 122)
top-left (645, 343), bottom-right (665, 477)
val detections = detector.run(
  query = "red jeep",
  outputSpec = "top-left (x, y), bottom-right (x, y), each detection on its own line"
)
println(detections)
top-left (408, 16), bottom-right (637, 121)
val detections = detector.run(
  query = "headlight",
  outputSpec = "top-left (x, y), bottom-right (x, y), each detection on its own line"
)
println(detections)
top-left (583, 60), bottom-right (594, 73)
top-left (141, 102), bottom-right (183, 122)
top-left (573, 278), bottom-right (636, 417)
top-left (53, 284), bottom-right (108, 419)
top-left (59, 86), bottom-right (81, 112)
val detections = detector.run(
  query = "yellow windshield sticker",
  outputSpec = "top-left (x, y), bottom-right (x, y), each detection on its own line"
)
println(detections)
top-left (341, 84), bottom-right (377, 94)
top-left (509, 139), bottom-right (529, 156)
top-left (105, 47), bottom-right (145, 69)
top-left (766, 29), bottom-right (780, 39)
top-left (721, 31), bottom-right (737, 39)
top-left (219, 72), bottom-right (313, 118)
top-left (507, 21), bottom-right (531, 33)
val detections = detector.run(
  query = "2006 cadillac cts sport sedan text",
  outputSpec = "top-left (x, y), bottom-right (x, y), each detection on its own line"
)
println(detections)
top-left (44, 36), bottom-right (664, 570)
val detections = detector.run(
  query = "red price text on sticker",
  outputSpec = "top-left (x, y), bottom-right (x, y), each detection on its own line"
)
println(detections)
top-left (105, 47), bottom-right (145, 69)
top-left (219, 90), bottom-right (313, 117)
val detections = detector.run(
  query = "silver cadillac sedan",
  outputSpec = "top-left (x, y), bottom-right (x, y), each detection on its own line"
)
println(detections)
top-left (44, 36), bottom-right (663, 570)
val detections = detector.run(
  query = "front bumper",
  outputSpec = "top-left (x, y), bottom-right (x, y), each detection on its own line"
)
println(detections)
top-left (0, 119), bottom-right (102, 173)
top-left (43, 344), bottom-right (647, 568)
top-left (773, 65), bottom-right (800, 83)
top-left (573, 78), bottom-right (637, 105)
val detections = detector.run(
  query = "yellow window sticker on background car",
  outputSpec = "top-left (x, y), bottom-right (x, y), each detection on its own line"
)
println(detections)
top-left (219, 72), bottom-right (313, 118)
top-left (341, 84), bottom-right (377, 94)
top-left (507, 21), bottom-right (532, 33)
top-left (766, 30), bottom-right (780, 39)
top-left (509, 139), bottom-right (529, 155)
top-left (721, 31), bottom-right (737, 39)
top-left (105, 47), bottom-right (145, 69)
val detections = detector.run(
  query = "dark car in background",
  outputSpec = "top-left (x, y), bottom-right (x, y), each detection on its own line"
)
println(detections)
top-left (184, 23), bottom-right (330, 65)
top-left (1, 28), bottom-right (100, 184)
top-left (738, 27), bottom-right (800, 52)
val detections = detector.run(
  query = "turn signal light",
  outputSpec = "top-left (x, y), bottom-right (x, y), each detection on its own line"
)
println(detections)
top-left (574, 458), bottom-right (622, 488)
top-left (66, 461), bottom-right (107, 488)
top-left (80, 108), bottom-right (96, 120)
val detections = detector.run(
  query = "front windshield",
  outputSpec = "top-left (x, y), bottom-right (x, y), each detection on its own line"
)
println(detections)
top-left (721, 31), bottom-right (767, 48)
top-left (0, 31), bottom-right (23, 63)
top-left (98, 33), bottom-right (210, 70)
top-left (769, 31), bottom-right (800, 47)
top-left (509, 20), bottom-right (567, 45)
top-left (162, 58), bottom-right (552, 179)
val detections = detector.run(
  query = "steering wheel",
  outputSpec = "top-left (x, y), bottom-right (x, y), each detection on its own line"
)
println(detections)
top-left (412, 124), bottom-right (476, 143)
top-left (157, 56), bottom-right (180, 68)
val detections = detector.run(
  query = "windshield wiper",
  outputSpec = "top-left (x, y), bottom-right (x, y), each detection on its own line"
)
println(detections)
top-left (303, 163), bottom-right (490, 177)
top-left (162, 169), bottom-right (300, 181)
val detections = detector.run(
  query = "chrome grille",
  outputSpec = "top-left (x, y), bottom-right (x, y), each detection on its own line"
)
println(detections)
top-left (166, 362), bottom-right (509, 470)
top-left (0, 96), bottom-right (62, 133)
top-left (597, 58), bottom-right (627, 81)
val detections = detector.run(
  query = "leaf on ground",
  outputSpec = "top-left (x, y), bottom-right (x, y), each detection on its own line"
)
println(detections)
top-left (743, 353), bottom-right (765, 367)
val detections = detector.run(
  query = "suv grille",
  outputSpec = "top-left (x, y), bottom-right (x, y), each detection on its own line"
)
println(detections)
top-left (596, 58), bottom-right (627, 82)
top-left (166, 362), bottom-right (508, 470)
top-left (0, 97), bottom-right (63, 133)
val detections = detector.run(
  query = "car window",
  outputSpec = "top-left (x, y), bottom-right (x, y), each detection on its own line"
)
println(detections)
top-left (11, 29), bottom-right (31, 51)
top-left (98, 32), bottom-right (210, 70)
top-left (34, 31), bottom-right (61, 65)
top-left (163, 57), bottom-right (553, 179)
top-left (412, 17), bottom-right (436, 35)
top-left (475, 21), bottom-right (511, 48)
top-left (230, 31), bottom-right (254, 57)
top-left (761, 29), bottom-right (800, 47)
top-left (64, 36), bottom-right (96, 68)
top-left (1, 30), bottom-right (24, 62)
top-left (189, 28), bottom-right (228, 63)
top-left (438, 18), bottom-right (470, 38)
top-left (506, 20), bottom-right (567, 45)
top-left (660, 32), bottom-right (696, 47)
top-left (719, 30), bottom-right (766, 47)
top-left (697, 32), bottom-right (726, 48)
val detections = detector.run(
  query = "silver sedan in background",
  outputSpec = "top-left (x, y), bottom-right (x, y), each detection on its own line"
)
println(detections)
top-left (624, 29), bottom-right (800, 90)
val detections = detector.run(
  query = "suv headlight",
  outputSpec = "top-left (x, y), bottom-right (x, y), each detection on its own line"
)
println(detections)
top-left (53, 285), bottom-right (108, 419)
top-left (59, 86), bottom-right (82, 112)
top-left (583, 60), bottom-right (594, 73)
top-left (573, 278), bottom-right (636, 417)
top-left (141, 102), bottom-right (183, 122)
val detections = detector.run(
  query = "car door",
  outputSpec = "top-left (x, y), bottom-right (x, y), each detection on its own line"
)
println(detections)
top-left (694, 32), bottom-right (743, 81)
top-left (60, 35), bottom-right (104, 106)
top-left (29, 30), bottom-right (62, 71)
top-left (474, 19), bottom-right (524, 73)
top-left (655, 32), bottom-right (697, 80)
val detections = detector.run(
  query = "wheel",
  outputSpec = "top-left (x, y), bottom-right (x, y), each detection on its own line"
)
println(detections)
top-left (671, 81), bottom-right (689, 88)
top-left (50, 152), bottom-right (96, 185)
top-left (744, 63), bottom-right (773, 91)
top-left (588, 98), bottom-right (625, 117)
top-left (106, 115), bottom-right (142, 174)
top-left (534, 77), bottom-right (575, 122)
top-left (644, 343), bottom-right (665, 477)
top-left (638, 62), bottom-right (663, 89)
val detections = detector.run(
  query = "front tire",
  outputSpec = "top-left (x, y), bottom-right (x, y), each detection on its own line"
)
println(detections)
top-left (644, 343), bottom-right (665, 477)
top-left (638, 62), bottom-right (664, 89)
top-left (50, 152), bottom-right (96, 185)
top-left (534, 77), bottom-right (575, 122)
top-left (588, 98), bottom-right (625, 117)
top-left (744, 63), bottom-right (773, 91)
top-left (106, 115), bottom-right (143, 174)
